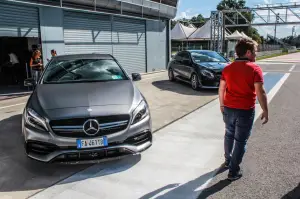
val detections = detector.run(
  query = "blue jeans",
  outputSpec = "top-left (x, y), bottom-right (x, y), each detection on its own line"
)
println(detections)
top-left (223, 106), bottom-right (255, 174)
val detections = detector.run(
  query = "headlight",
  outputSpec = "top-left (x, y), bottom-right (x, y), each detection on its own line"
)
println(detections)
top-left (131, 100), bottom-right (149, 125)
top-left (201, 69), bottom-right (214, 79)
top-left (25, 108), bottom-right (49, 131)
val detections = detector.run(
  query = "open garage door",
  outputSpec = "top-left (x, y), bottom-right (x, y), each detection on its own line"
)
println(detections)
top-left (63, 11), bottom-right (113, 55)
top-left (112, 17), bottom-right (146, 75)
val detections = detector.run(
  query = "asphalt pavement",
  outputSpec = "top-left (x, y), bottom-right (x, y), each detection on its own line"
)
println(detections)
top-left (198, 62), bottom-right (300, 199)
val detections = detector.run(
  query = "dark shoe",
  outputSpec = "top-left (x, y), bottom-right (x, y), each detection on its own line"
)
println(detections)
top-left (227, 170), bottom-right (243, 181)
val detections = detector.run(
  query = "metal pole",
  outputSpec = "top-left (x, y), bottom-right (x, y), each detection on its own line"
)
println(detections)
top-left (25, 63), bottom-right (30, 91)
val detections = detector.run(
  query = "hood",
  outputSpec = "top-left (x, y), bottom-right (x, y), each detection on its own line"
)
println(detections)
top-left (29, 80), bottom-right (143, 120)
top-left (198, 62), bottom-right (229, 70)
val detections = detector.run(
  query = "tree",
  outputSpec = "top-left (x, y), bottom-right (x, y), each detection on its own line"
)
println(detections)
top-left (217, 0), bottom-right (262, 44)
top-left (171, 14), bottom-right (208, 29)
top-left (190, 14), bottom-right (206, 28)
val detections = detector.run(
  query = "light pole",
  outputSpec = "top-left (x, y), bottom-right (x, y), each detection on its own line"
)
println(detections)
top-left (292, 26), bottom-right (295, 37)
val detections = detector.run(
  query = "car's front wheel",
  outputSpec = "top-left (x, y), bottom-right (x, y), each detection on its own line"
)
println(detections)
top-left (191, 73), bottom-right (201, 90)
top-left (168, 68), bottom-right (175, 81)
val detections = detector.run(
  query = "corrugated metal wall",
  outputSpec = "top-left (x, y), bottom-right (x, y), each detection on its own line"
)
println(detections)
top-left (0, 3), bottom-right (40, 37)
top-left (63, 11), bottom-right (113, 55)
top-left (146, 20), bottom-right (167, 72)
top-left (63, 11), bottom-right (146, 74)
top-left (112, 17), bottom-right (146, 75)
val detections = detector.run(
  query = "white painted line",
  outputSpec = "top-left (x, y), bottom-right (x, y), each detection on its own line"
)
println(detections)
top-left (0, 103), bottom-right (26, 110)
top-left (254, 73), bottom-right (290, 122)
top-left (256, 62), bottom-right (293, 65)
top-left (289, 64), bottom-right (296, 72)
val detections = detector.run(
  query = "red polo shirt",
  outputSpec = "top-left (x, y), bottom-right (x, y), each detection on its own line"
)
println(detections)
top-left (221, 58), bottom-right (264, 110)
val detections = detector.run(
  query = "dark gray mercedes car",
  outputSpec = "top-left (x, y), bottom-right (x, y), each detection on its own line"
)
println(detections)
top-left (168, 50), bottom-right (230, 90)
top-left (22, 54), bottom-right (152, 163)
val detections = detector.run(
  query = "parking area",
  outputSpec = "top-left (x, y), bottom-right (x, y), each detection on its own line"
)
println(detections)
top-left (136, 71), bottom-right (218, 131)
top-left (0, 71), bottom-right (218, 199)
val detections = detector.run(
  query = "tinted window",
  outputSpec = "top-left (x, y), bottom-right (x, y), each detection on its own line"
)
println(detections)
top-left (174, 51), bottom-right (190, 62)
top-left (181, 52), bottom-right (190, 61)
top-left (42, 59), bottom-right (128, 84)
top-left (191, 51), bottom-right (227, 63)
top-left (174, 52), bottom-right (184, 62)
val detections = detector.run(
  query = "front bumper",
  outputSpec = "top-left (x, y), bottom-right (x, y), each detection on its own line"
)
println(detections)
top-left (200, 74), bottom-right (221, 89)
top-left (22, 114), bottom-right (152, 163)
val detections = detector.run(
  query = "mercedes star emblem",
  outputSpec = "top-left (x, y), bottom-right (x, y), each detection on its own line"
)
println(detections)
top-left (83, 119), bottom-right (100, 136)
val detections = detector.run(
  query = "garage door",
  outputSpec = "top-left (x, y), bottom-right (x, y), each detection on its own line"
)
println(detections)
top-left (112, 17), bottom-right (146, 75)
top-left (0, 3), bottom-right (40, 37)
top-left (63, 11), bottom-right (112, 55)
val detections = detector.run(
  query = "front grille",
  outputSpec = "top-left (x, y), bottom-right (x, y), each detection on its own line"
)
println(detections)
top-left (50, 115), bottom-right (130, 138)
top-left (53, 148), bottom-right (133, 163)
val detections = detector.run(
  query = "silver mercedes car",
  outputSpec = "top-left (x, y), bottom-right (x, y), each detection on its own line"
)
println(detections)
top-left (22, 54), bottom-right (152, 163)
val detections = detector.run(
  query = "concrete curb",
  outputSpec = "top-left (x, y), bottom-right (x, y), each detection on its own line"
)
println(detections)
top-left (140, 70), bottom-right (166, 76)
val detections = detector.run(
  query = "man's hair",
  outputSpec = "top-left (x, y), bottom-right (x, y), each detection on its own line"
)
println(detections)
top-left (235, 38), bottom-right (258, 58)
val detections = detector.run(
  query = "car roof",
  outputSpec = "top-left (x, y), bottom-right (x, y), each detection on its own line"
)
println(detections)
top-left (187, 50), bottom-right (216, 53)
top-left (52, 53), bottom-right (114, 61)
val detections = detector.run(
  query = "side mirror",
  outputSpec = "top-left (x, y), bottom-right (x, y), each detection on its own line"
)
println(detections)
top-left (24, 78), bottom-right (35, 87)
top-left (132, 73), bottom-right (142, 81)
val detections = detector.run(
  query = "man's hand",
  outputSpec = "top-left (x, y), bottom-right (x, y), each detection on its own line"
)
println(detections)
top-left (261, 111), bottom-right (268, 124)
top-left (220, 106), bottom-right (224, 113)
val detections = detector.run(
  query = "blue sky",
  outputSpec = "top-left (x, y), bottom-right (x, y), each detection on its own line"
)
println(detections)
top-left (175, 0), bottom-right (300, 38)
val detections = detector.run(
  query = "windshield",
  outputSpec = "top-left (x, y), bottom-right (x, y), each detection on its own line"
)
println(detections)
top-left (191, 51), bottom-right (228, 63)
top-left (42, 58), bottom-right (128, 84)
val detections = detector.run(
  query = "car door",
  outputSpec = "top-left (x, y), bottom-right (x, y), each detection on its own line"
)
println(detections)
top-left (180, 51), bottom-right (193, 80)
top-left (171, 52), bottom-right (185, 78)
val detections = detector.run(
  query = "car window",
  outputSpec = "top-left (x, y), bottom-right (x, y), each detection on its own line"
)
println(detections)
top-left (181, 52), bottom-right (190, 61)
top-left (174, 52), bottom-right (184, 62)
top-left (42, 58), bottom-right (128, 84)
top-left (174, 52), bottom-right (190, 62)
top-left (191, 51), bottom-right (227, 63)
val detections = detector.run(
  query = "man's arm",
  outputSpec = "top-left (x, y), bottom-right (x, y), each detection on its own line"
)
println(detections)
top-left (254, 82), bottom-right (269, 124)
top-left (218, 79), bottom-right (226, 113)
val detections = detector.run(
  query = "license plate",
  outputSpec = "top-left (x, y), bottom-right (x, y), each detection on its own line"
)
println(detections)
top-left (76, 137), bottom-right (108, 149)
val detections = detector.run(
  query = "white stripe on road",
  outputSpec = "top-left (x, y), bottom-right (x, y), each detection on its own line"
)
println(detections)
top-left (289, 64), bottom-right (296, 72)
top-left (0, 103), bottom-right (26, 110)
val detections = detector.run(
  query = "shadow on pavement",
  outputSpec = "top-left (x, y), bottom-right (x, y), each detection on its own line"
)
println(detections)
top-left (197, 179), bottom-right (231, 199)
top-left (152, 80), bottom-right (218, 96)
top-left (281, 183), bottom-right (300, 199)
top-left (0, 114), bottom-right (140, 194)
top-left (139, 166), bottom-right (227, 199)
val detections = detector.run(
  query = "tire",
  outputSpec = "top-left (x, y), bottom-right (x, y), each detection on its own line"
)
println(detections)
top-left (168, 68), bottom-right (175, 81)
top-left (191, 73), bottom-right (200, 90)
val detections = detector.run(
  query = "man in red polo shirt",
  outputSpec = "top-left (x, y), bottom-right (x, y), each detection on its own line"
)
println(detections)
top-left (218, 38), bottom-right (269, 181)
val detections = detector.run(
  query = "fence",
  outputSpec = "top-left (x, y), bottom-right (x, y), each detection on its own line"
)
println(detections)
top-left (257, 44), bottom-right (281, 52)
top-left (172, 43), bottom-right (281, 55)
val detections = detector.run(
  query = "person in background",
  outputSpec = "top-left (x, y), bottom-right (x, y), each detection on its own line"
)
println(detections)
top-left (8, 51), bottom-right (20, 84)
top-left (218, 38), bottom-right (269, 181)
top-left (30, 50), bottom-right (43, 83)
top-left (47, 49), bottom-right (57, 62)
top-left (51, 49), bottom-right (57, 57)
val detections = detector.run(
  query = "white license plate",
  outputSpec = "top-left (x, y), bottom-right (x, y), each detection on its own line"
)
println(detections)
top-left (76, 137), bottom-right (108, 149)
